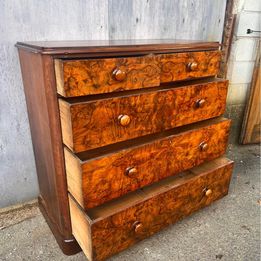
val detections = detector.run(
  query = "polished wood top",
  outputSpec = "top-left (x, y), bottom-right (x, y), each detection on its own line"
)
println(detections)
top-left (16, 39), bottom-right (220, 55)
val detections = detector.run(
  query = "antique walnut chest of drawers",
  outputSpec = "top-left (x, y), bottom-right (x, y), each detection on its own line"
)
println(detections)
top-left (16, 40), bottom-right (234, 261)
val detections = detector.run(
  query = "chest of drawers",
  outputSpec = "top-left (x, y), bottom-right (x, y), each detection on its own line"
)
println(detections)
top-left (16, 40), bottom-right (234, 261)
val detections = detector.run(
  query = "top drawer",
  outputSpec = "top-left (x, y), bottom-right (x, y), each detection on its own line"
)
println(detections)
top-left (55, 55), bottom-right (160, 97)
top-left (55, 51), bottom-right (221, 97)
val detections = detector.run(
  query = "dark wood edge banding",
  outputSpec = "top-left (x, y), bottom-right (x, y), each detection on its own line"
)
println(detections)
top-left (38, 196), bottom-right (81, 255)
top-left (15, 40), bottom-right (220, 55)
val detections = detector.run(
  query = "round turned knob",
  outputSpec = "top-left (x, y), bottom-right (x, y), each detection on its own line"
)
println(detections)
top-left (125, 167), bottom-right (138, 177)
top-left (195, 99), bottom-right (206, 108)
top-left (205, 188), bottom-right (212, 197)
top-left (187, 62), bottom-right (198, 71)
top-left (112, 67), bottom-right (127, 81)
top-left (118, 114), bottom-right (131, 126)
top-left (133, 221), bottom-right (144, 234)
top-left (199, 141), bottom-right (208, 151)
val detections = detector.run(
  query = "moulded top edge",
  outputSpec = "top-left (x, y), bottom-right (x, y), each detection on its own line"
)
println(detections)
top-left (15, 39), bottom-right (220, 55)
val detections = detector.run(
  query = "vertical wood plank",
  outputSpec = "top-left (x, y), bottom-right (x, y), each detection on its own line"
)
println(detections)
top-left (108, 0), bottom-right (134, 39)
top-left (240, 50), bottom-right (261, 144)
top-left (108, 0), bottom-right (227, 41)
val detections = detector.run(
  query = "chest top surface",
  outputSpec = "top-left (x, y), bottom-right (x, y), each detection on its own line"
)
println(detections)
top-left (16, 39), bottom-right (220, 55)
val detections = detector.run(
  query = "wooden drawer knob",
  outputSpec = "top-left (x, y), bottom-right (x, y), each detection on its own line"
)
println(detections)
top-left (195, 99), bottom-right (206, 108)
top-left (113, 67), bottom-right (127, 81)
top-left (118, 114), bottom-right (131, 126)
top-left (187, 62), bottom-right (198, 71)
top-left (126, 167), bottom-right (138, 177)
top-left (133, 221), bottom-right (144, 234)
top-left (205, 188), bottom-right (212, 197)
top-left (199, 141), bottom-right (208, 151)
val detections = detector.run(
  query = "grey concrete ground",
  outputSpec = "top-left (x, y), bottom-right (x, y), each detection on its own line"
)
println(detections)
top-left (0, 143), bottom-right (260, 261)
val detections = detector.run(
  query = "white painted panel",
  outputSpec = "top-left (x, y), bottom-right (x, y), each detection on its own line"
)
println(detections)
top-left (235, 0), bottom-right (245, 13)
top-left (233, 38), bottom-right (259, 61)
top-left (230, 61), bottom-right (255, 84)
top-left (244, 0), bottom-right (261, 12)
top-left (236, 11), bottom-right (261, 37)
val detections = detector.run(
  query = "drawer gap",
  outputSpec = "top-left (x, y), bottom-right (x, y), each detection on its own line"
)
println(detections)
top-left (60, 77), bottom-right (221, 104)
top-left (55, 47), bottom-right (220, 60)
top-left (57, 53), bottom-right (150, 61)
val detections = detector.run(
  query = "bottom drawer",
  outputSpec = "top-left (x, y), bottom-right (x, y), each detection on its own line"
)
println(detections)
top-left (69, 157), bottom-right (234, 261)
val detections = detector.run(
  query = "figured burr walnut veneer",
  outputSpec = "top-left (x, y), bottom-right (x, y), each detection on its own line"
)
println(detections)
top-left (55, 50), bottom-right (220, 97)
top-left (69, 157), bottom-right (233, 261)
top-left (16, 40), bottom-right (234, 261)
top-left (65, 118), bottom-right (231, 209)
top-left (59, 79), bottom-right (228, 153)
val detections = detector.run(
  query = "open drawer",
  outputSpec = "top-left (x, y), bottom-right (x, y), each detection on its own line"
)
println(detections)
top-left (65, 117), bottom-right (231, 209)
top-left (69, 157), bottom-right (233, 261)
top-left (59, 78), bottom-right (228, 153)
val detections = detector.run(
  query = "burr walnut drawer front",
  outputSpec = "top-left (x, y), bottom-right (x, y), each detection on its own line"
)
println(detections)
top-left (59, 79), bottom-right (228, 153)
top-left (65, 118), bottom-right (231, 209)
top-left (55, 55), bottom-right (160, 97)
top-left (69, 157), bottom-right (234, 261)
top-left (55, 51), bottom-right (221, 97)
top-left (160, 50), bottom-right (221, 83)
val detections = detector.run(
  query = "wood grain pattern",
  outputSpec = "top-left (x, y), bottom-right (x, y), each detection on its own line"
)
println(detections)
top-left (59, 79), bottom-right (228, 153)
top-left (240, 50), bottom-right (260, 144)
top-left (69, 194), bottom-right (92, 260)
top-left (59, 100), bottom-right (74, 150)
top-left (17, 39), bottom-right (231, 259)
top-left (16, 39), bottom-right (220, 55)
top-left (65, 118), bottom-right (231, 209)
top-left (55, 50), bottom-right (221, 97)
top-left (64, 149), bottom-right (84, 207)
top-left (55, 55), bottom-right (160, 97)
top-left (69, 157), bottom-right (234, 261)
top-left (17, 50), bottom-right (80, 254)
top-left (160, 50), bottom-right (221, 82)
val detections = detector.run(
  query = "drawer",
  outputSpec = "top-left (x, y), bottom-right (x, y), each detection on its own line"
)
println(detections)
top-left (65, 118), bottom-right (231, 209)
top-left (160, 50), bottom-right (221, 83)
top-left (55, 55), bottom-right (160, 97)
top-left (59, 79), bottom-right (228, 153)
top-left (69, 157), bottom-right (234, 261)
top-left (55, 51), bottom-right (221, 98)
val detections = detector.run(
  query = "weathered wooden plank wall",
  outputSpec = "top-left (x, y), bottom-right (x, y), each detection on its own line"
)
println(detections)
top-left (108, 0), bottom-right (226, 40)
top-left (0, 0), bottom-right (227, 208)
